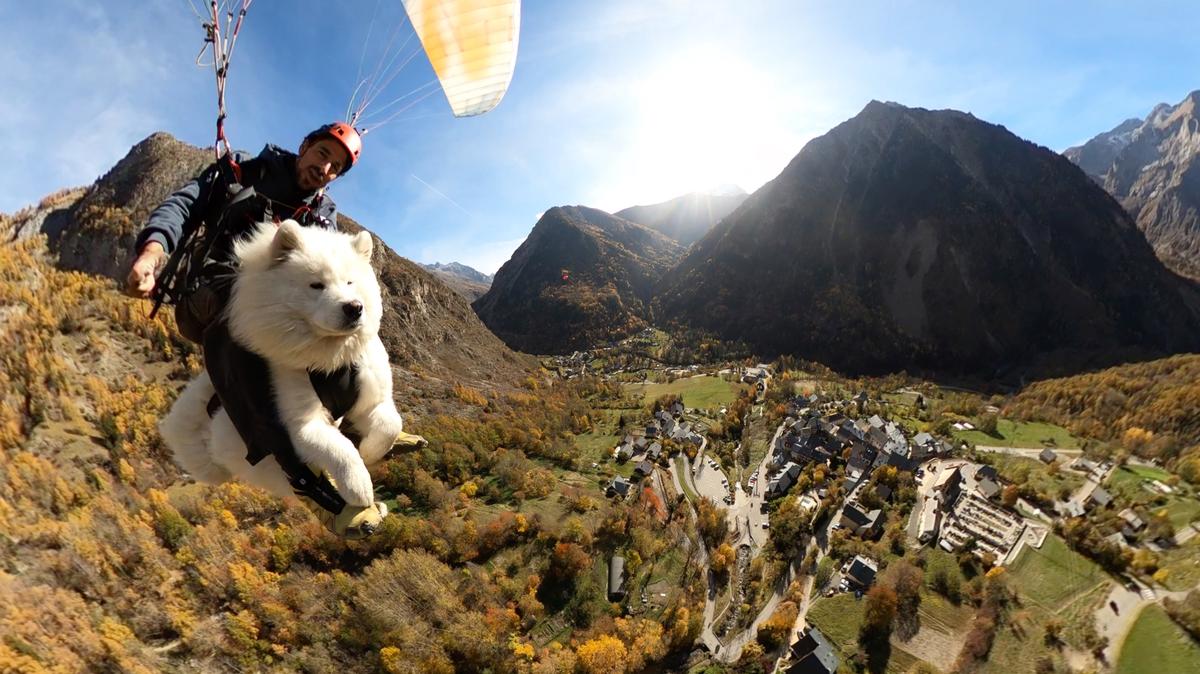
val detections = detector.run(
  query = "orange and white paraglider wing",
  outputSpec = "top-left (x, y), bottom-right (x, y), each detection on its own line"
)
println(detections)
top-left (401, 0), bottom-right (521, 117)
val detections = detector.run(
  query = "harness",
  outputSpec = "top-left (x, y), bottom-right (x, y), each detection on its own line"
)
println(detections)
top-left (149, 154), bottom-right (330, 320)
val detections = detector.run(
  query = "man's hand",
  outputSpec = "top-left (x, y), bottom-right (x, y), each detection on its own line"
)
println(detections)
top-left (125, 242), bottom-right (166, 298)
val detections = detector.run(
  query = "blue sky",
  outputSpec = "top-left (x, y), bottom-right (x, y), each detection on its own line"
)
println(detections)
top-left (3, 1), bottom-right (1199, 273)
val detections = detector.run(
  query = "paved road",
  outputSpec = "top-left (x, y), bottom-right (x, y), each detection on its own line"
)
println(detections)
top-left (1100, 581), bottom-right (1198, 663)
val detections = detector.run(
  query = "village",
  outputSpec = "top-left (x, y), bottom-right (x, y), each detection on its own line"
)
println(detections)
top-left (557, 336), bottom-right (1200, 674)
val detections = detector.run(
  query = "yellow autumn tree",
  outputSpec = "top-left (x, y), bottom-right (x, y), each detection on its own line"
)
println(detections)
top-left (576, 634), bottom-right (627, 674)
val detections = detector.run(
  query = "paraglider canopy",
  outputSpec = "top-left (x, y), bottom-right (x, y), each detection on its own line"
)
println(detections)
top-left (401, 0), bottom-right (521, 118)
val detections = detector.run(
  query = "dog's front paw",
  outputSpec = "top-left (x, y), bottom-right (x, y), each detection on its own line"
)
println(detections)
top-left (334, 465), bottom-right (376, 507)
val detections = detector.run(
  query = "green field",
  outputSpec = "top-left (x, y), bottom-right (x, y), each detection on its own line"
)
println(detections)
top-left (674, 456), bottom-right (698, 503)
top-left (741, 414), bottom-right (774, 478)
top-left (805, 594), bottom-right (866, 656)
top-left (1105, 465), bottom-right (1200, 530)
top-left (954, 419), bottom-right (1083, 449)
top-left (1164, 498), bottom-right (1200, 529)
top-left (1009, 535), bottom-right (1106, 610)
top-left (1116, 604), bottom-right (1200, 674)
top-left (805, 593), bottom-right (933, 673)
top-left (624, 375), bottom-right (746, 411)
top-left (1123, 465), bottom-right (1173, 482)
top-left (1156, 538), bottom-right (1200, 591)
top-left (985, 454), bottom-right (1084, 504)
top-left (980, 537), bottom-right (1113, 673)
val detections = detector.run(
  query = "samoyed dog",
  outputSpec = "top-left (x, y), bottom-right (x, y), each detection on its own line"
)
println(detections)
top-left (161, 220), bottom-right (419, 516)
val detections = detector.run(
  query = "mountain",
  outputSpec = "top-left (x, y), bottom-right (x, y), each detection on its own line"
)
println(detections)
top-left (615, 188), bottom-right (748, 248)
top-left (423, 261), bottom-right (494, 285)
top-left (473, 205), bottom-right (683, 354)
top-left (3, 132), bottom-right (531, 383)
top-left (1067, 91), bottom-right (1200, 279)
top-left (420, 261), bottom-right (493, 301)
top-left (1063, 118), bottom-right (1141, 180)
top-left (655, 101), bottom-right (1200, 379)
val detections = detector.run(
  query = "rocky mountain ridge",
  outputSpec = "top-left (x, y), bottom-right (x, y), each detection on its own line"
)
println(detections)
top-left (652, 100), bottom-right (1200, 379)
top-left (1066, 91), bottom-right (1200, 278)
top-left (472, 205), bottom-right (683, 354)
top-left (615, 188), bottom-right (748, 248)
top-left (420, 261), bottom-right (493, 302)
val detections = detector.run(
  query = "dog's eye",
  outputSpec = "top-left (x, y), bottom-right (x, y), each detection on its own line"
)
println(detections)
top-left (346, 281), bottom-right (353, 285)
top-left (309, 282), bottom-right (325, 290)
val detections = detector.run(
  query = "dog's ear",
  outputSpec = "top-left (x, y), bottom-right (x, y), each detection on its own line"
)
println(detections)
top-left (351, 231), bottom-right (373, 260)
top-left (270, 220), bottom-right (304, 264)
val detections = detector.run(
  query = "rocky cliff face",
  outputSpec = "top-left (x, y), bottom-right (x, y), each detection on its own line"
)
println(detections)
top-left (473, 206), bottom-right (683, 354)
top-left (1067, 91), bottom-right (1200, 278)
top-left (3, 132), bottom-right (530, 383)
top-left (1064, 118), bottom-right (1142, 181)
top-left (655, 101), bottom-right (1200, 379)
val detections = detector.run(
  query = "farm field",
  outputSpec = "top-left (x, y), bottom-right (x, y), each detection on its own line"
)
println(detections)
top-left (1115, 604), bottom-right (1200, 674)
top-left (955, 418), bottom-right (1083, 448)
top-left (625, 375), bottom-right (746, 411)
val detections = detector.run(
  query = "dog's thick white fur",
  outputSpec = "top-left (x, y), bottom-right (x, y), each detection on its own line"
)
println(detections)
top-left (160, 220), bottom-right (405, 507)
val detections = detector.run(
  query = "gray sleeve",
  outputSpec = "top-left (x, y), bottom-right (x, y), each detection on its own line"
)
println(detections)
top-left (316, 197), bottom-right (339, 231)
top-left (135, 162), bottom-right (221, 254)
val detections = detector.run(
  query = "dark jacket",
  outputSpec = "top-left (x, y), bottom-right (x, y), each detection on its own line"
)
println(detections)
top-left (135, 144), bottom-right (339, 266)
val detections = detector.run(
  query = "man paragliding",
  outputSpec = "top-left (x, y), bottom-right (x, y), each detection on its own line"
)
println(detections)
top-left (124, 122), bottom-right (408, 537)
top-left (121, 0), bottom-right (521, 538)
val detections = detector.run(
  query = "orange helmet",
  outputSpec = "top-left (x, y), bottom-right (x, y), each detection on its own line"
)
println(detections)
top-left (304, 122), bottom-right (362, 172)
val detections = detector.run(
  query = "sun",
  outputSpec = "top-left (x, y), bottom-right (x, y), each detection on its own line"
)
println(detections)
top-left (614, 45), bottom-right (794, 205)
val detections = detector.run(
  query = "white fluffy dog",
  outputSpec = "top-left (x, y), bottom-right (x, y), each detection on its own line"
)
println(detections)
top-left (161, 220), bottom-right (411, 515)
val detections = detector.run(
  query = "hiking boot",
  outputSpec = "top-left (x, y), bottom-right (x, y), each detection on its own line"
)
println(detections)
top-left (393, 431), bottom-right (428, 449)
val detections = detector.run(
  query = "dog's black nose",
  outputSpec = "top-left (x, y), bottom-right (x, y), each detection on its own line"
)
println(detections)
top-left (342, 300), bottom-right (363, 321)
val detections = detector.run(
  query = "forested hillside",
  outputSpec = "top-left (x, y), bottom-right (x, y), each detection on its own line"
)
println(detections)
top-left (0, 231), bottom-right (704, 672)
top-left (1005, 355), bottom-right (1200, 480)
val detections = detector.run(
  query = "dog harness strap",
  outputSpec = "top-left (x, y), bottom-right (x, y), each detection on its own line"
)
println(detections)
top-left (308, 365), bottom-right (361, 421)
top-left (201, 320), bottom-right (347, 515)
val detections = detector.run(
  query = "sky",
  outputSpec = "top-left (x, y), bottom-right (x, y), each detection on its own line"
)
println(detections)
top-left (3, 1), bottom-right (1200, 274)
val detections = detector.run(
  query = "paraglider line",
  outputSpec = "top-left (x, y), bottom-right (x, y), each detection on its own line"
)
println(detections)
top-left (357, 85), bottom-right (441, 131)
top-left (354, 78), bottom-right (439, 126)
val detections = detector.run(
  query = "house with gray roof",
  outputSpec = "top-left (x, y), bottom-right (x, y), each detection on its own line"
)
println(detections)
top-left (786, 626), bottom-right (840, 674)
top-left (608, 556), bottom-right (627, 601)
top-left (844, 555), bottom-right (878, 589)
top-left (606, 477), bottom-right (632, 498)
top-left (839, 502), bottom-right (882, 537)
top-left (633, 460), bottom-right (654, 479)
top-left (1087, 487), bottom-right (1113, 510)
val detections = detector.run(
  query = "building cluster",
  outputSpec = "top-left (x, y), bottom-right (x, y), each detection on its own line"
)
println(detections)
top-left (918, 463), bottom-right (1025, 562)
top-left (606, 401), bottom-right (702, 498)
top-left (763, 401), bottom-right (950, 502)
top-left (740, 364), bottom-right (773, 386)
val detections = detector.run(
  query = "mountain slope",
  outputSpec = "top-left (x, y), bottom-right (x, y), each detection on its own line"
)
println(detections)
top-left (420, 261), bottom-right (493, 301)
top-left (1074, 91), bottom-right (1200, 279)
top-left (616, 188), bottom-right (748, 248)
top-left (5, 132), bottom-right (530, 383)
top-left (656, 101), bottom-right (1200, 379)
top-left (473, 205), bottom-right (683, 354)
top-left (1063, 118), bottom-right (1142, 181)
